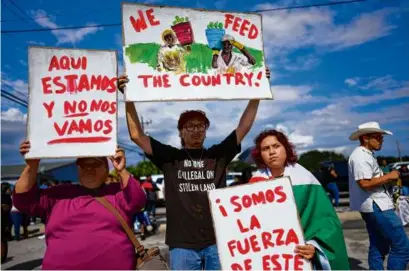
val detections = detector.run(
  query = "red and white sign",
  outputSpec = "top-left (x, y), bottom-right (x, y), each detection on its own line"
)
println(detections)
top-left (208, 177), bottom-right (311, 271)
top-left (26, 47), bottom-right (118, 159)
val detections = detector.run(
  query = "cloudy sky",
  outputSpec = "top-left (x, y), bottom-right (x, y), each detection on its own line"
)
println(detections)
top-left (1, 0), bottom-right (408, 165)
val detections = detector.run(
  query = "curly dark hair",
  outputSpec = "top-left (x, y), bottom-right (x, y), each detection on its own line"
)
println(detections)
top-left (251, 129), bottom-right (298, 168)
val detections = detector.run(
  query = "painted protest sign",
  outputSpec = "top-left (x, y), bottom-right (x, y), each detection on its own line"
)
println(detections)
top-left (25, 47), bottom-right (117, 159)
top-left (208, 177), bottom-right (312, 271)
top-left (122, 3), bottom-right (272, 101)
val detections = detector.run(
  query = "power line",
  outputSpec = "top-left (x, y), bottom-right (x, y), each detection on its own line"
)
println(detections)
top-left (1, 89), bottom-right (28, 105)
top-left (1, 2), bottom-right (31, 26)
top-left (1, 0), bottom-right (368, 34)
top-left (7, 0), bottom-right (37, 24)
top-left (1, 80), bottom-right (28, 101)
top-left (254, 0), bottom-right (365, 12)
top-left (1, 87), bottom-right (143, 157)
top-left (1, 91), bottom-right (28, 107)
top-left (0, 6), bottom-right (116, 23)
top-left (2, 23), bottom-right (118, 34)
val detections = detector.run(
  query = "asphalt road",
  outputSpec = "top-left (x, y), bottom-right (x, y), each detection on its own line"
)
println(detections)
top-left (1, 207), bottom-right (408, 270)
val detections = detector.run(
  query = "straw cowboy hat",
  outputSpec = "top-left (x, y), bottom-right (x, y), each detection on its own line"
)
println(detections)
top-left (349, 122), bottom-right (393, 141)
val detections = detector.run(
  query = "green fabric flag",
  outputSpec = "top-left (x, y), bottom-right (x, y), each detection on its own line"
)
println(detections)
top-left (251, 163), bottom-right (350, 270)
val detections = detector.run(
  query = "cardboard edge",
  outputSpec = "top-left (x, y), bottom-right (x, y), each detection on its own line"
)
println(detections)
top-left (282, 176), bottom-right (314, 270)
top-left (121, 1), bottom-right (261, 16)
top-left (121, 2), bottom-right (129, 102)
top-left (207, 191), bottom-right (228, 270)
top-left (25, 47), bottom-right (34, 160)
top-left (208, 177), bottom-right (314, 270)
top-left (121, 3), bottom-right (270, 102)
top-left (113, 50), bottom-right (119, 157)
top-left (25, 46), bottom-right (119, 160)
top-left (124, 96), bottom-right (274, 102)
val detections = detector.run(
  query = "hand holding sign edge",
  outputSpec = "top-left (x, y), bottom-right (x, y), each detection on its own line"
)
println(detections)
top-left (19, 140), bottom-right (40, 167)
top-left (295, 244), bottom-right (316, 260)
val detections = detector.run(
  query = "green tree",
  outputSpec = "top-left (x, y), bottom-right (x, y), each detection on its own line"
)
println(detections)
top-left (298, 150), bottom-right (347, 171)
top-left (227, 161), bottom-right (256, 172)
top-left (126, 161), bottom-right (162, 177)
top-left (375, 156), bottom-right (408, 164)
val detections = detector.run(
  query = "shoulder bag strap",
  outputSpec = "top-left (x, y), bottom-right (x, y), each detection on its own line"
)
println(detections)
top-left (94, 197), bottom-right (146, 256)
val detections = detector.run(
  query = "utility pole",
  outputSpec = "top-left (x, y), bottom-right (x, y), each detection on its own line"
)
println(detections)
top-left (140, 116), bottom-right (152, 161)
top-left (396, 140), bottom-right (402, 162)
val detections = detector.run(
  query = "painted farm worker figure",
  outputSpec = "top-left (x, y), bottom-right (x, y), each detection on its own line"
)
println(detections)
top-left (157, 29), bottom-right (190, 74)
top-left (212, 34), bottom-right (256, 74)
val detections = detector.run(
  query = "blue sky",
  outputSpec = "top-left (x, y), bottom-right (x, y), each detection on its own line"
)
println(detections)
top-left (1, 0), bottom-right (409, 166)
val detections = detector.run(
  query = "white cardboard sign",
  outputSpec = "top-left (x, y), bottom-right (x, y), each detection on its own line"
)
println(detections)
top-left (26, 47), bottom-right (118, 159)
top-left (122, 3), bottom-right (273, 101)
top-left (208, 177), bottom-right (312, 271)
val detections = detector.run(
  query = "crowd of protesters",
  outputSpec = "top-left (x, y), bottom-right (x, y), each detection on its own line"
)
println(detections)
top-left (1, 68), bottom-right (407, 270)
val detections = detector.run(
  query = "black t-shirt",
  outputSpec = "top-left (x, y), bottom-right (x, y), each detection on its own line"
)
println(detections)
top-left (146, 130), bottom-right (241, 249)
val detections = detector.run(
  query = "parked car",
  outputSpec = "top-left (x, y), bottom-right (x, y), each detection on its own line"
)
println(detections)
top-left (388, 161), bottom-right (409, 171)
top-left (226, 172), bottom-right (242, 186)
top-left (314, 161), bottom-right (349, 193)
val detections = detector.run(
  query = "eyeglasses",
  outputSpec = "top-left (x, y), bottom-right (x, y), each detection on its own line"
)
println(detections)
top-left (184, 123), bottom-right (208, 132)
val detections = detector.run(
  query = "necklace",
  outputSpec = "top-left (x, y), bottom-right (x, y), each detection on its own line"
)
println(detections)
top-left (184, 148), bottom-right (204, 164)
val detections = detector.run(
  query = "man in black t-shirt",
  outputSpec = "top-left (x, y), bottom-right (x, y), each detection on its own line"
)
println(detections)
top-left (118, 67), bottom-right (270, 270)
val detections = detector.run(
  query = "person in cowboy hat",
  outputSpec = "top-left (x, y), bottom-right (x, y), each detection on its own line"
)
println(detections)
top-left (348, 121), bottom-right (409, 270)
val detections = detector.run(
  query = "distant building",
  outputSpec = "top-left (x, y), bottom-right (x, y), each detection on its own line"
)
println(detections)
top-left (1, 161), bottom-right (78, 185)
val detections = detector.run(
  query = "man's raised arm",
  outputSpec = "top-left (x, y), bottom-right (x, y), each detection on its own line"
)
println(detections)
top-left (235, 67), bottom-right (271, 144)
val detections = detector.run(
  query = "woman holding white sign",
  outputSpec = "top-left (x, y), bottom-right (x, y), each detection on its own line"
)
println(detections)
top-left (249, 129), bottom-right (350, 270)
top-left (13, 141), bottom-right (146, 270)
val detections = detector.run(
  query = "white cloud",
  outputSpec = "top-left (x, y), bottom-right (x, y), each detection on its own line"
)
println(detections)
top-left (262, 123), bottom-right (314, 148)
top-left (281, 54), bottom-right (320, 71)
top-left (345, 78), bottom-right (359, 87)
top-left (27, 40), bottom-right (46, 46)
top-left (30, 10), bottom-right (103, 45)
top-left (1, 108), bottom-right (27, 122)
top-left (1, 76), bottom-right (29, 98)
top-left (360, 75), bottom-right (403, 90)
top-left (257, 5), bottom-right (396, 52)
top-left (271, 85), bottom-right (313, 101)
top-left (19, 60), bottom-right (27, 66)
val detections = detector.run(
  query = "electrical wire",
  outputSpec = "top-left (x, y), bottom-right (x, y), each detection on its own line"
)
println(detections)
top-left (1, 0), bottom-right (368, 34)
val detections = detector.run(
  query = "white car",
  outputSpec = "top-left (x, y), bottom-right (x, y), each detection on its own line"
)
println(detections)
top-left (226, 172), bottom-right (242, 186)
top-left (389, 162), bottom-right (409, 171)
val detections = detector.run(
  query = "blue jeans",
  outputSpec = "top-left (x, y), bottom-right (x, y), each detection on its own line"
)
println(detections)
top-left (402, 186), bottom-right (409, 196)
top-left (169, 244), bottom-right (221, 270)
top-left (361, 203), bottom-right (409, 270)
top-left (10, 212), bottom-right (22, 240)
top-left (326, 182), bottom-right (339, 206)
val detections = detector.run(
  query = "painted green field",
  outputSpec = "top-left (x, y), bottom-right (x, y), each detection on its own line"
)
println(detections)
top-left (125, 43), bottom-right (264, 73)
